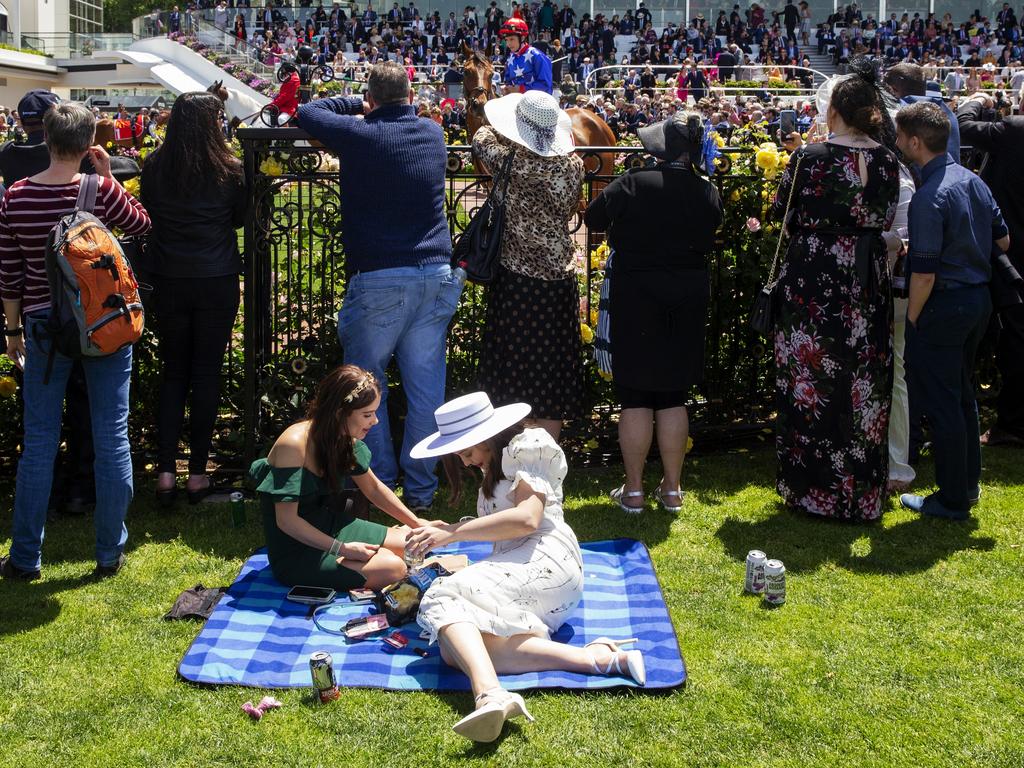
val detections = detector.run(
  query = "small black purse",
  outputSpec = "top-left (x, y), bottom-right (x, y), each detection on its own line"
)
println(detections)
top-left (453, 148), bottom-right (516, 285)
top-left (750, 156), bottom-right (801, 337)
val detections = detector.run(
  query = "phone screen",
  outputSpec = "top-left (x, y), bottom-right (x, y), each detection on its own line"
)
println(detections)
top-left (780, 109), bottom-right (797, 137)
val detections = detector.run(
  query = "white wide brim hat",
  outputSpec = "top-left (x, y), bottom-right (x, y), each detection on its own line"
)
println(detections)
top-left (484, 91), bottom-right (575, 157)
top-left (409, 392), bottom-right (531, 459)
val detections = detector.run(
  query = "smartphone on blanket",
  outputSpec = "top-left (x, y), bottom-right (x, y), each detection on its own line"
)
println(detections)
top-left (286, 585), bottom-right (336, 605)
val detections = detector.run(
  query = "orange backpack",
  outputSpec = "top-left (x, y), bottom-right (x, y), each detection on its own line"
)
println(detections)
top-left (41, 174), bottom-right (144, 381)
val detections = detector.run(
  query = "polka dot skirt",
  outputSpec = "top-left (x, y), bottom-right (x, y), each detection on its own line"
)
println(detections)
top-left (478, 266), bottom-right (584, 421)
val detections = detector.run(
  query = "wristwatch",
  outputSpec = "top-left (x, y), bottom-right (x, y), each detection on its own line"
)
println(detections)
top-left (3, 326), bottom-right (23, 337)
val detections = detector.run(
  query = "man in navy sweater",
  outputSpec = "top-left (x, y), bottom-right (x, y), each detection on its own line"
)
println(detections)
top-left (297, 61), bottom-right (463, 513)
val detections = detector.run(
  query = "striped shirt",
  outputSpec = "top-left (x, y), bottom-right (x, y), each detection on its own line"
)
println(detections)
top-left (0, 174), bottom-right (151, 315)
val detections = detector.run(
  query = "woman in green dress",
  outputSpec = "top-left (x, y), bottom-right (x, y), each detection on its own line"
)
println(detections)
top-left (249, 365), bottom-right (431, 590)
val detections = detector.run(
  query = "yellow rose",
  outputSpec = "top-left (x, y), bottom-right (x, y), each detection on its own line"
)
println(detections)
top-left (685, 436), bottom-right (694, 454)
top-left (598, 369), bottom-right (613, 381)
top-left (259, 157), bottom-right (284, 176)
top-left (755, 147), bottom-right (778, 171)
top-left (0, 375), bottom-right (16, 397)
top-left (580, 323), bottom-right (595, 344)
top-left (589, 308), bottom-right (598, 326)
top-left (713, 133), bottom-right (726, 148)
top-left (730, 189), bottom-right (741, 202)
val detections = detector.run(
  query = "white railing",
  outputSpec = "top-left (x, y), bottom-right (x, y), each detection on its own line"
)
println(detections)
top-left (583, 63), bottom-right (829, 96)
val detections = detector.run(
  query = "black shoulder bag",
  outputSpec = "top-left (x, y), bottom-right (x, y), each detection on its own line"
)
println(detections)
top-left (750, 155), bottom-right (801, 337)
top-left (453, 148), bottom-right (516, 285)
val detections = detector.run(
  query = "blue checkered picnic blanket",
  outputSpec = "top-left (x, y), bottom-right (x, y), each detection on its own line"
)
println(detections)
top-left (178, 538), bottom-right (685, 691)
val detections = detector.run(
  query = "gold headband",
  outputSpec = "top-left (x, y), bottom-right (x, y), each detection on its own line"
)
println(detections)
top-left (344, 373), bottom-right (375, 403)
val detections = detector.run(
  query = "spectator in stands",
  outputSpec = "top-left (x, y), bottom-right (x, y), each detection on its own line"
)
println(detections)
top-left (717, 43), bottom-right (738, 82)
top-left (943, 64), bottom-right (966, 93)
top-left (473, 92), bottom-right (585, 441)
top-left (585, 112), bottom-right (722, 514)
top-left (141, 92), bottom-right (247, 508)
top-left (0, 102), bottom-right (151, 581)
top-left (296, 61), bottom-right (462, 514)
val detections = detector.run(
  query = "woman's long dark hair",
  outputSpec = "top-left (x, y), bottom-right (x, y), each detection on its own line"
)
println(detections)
top-left (306, 365), bottom-right (381, 492)
top-left (144, 91), bottom-right (241, 198)
top-left (442, 423), bottom-right (524, 503)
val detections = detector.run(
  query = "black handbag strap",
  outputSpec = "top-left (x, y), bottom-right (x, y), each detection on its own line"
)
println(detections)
top-left (490, 147), bottom-right (516, 205)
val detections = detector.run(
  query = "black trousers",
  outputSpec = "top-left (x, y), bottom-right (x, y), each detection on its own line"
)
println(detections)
top-left (996, 302), bottom-right (1024, 436)
top-left (152, 274), bottom-right (240, 475)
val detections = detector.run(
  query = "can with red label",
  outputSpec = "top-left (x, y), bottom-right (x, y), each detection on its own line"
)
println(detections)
top-left (309, 651), bottom-right (339, 702)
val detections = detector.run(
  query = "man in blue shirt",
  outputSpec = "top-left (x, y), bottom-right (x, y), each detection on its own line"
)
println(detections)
top-left (296, 61), bottom-right (464, 513)
top-left (896, 102), bottom-right (1010, 520)
top-left (499, 18), bottom-right (553, 95)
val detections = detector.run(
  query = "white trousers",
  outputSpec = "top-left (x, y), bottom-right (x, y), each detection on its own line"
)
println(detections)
top-left (889, 297), bottom-right (916, 484)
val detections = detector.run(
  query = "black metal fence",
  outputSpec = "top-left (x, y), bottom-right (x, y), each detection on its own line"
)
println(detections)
top-left (235, 127), bottom-right (778, 466)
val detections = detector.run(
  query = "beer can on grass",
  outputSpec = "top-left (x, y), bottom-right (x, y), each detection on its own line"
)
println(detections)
top-left (764, 559), bottom-right (787, 606)
top-left (309, 651), bottom-right (340, 702)
top-left (744, 550), bottom-right (767, 594)
top-left (230, 491), bottom-right (246, 528)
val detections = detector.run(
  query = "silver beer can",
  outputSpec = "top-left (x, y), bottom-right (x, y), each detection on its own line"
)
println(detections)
top-left (744, 550), bottom-right (767, 593)
top-left (309, 651), bottom-right (339, 702)
top-left (764, 559), bottom-right (786, 605)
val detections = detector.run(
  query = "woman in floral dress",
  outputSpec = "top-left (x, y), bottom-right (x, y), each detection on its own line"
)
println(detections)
top-left (769, 70), bottom-right (900, 521)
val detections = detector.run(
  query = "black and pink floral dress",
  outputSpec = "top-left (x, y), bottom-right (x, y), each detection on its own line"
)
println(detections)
top-left (769, 142), bottom-right (900, 521)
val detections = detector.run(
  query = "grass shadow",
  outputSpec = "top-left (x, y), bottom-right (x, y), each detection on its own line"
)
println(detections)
top-left (715, 503), bottom-right (996, 576)
top-left (0, 573), bottom-right (94, 636)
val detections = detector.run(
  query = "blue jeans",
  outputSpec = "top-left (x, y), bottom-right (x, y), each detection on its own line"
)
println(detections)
top-left (337, 263), bottom-right (464, 505)
top-left (905, 285), bottom-right (991, 512)
top-left (10, 314), bottom-right (133, 571)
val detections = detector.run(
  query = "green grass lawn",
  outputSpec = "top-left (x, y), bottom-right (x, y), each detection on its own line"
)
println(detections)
top-left (1, 448), bottom-right (1022, 767)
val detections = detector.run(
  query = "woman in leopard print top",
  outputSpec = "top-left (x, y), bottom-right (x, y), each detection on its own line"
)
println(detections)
top-left (472, 93), bottom-right (585, 440)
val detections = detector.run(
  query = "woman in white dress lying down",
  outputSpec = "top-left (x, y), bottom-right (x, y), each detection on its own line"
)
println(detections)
top-left (406, 392), bottom-right (646, 743)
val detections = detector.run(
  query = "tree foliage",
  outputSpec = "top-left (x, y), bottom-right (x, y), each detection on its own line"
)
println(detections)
top-left (104, 0), bottom-right (154, 33)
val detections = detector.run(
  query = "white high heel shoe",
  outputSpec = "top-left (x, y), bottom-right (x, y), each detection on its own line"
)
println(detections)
top-left (451, 688), bottom-right (535, 743)
top-left (585, 637), bottom-right (647, 686)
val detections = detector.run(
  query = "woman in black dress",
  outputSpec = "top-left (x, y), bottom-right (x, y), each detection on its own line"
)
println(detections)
top-left (585, 113), bottom-right (723, 513)
top-left (768, 69), bottom-right (900, 521)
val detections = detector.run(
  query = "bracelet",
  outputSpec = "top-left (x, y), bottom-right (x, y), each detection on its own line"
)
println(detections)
top-left (328, 539), bottom-right (343, 557)
top-left (4, 327), bottom-right (22, 337)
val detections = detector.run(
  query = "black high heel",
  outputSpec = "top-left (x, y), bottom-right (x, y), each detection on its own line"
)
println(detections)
top-left (156, 487), bottom-right (178, 509)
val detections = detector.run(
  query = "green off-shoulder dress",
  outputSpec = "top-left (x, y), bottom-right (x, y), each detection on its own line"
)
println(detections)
top-left (248, 440), bottom-right (389, 590)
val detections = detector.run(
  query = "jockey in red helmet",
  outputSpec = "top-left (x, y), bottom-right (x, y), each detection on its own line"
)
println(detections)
top-left (499, 18), bottom-right (553, 95)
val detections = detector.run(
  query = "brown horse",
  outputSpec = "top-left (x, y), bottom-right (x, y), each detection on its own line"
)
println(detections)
top-left (460, 43), bottom-right (615, 177)
top-left (95, 110), bottom-right (169, 149)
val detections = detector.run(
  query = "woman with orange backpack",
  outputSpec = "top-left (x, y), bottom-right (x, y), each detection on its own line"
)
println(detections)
top-left (0, 101), bottom-right (150, 581)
